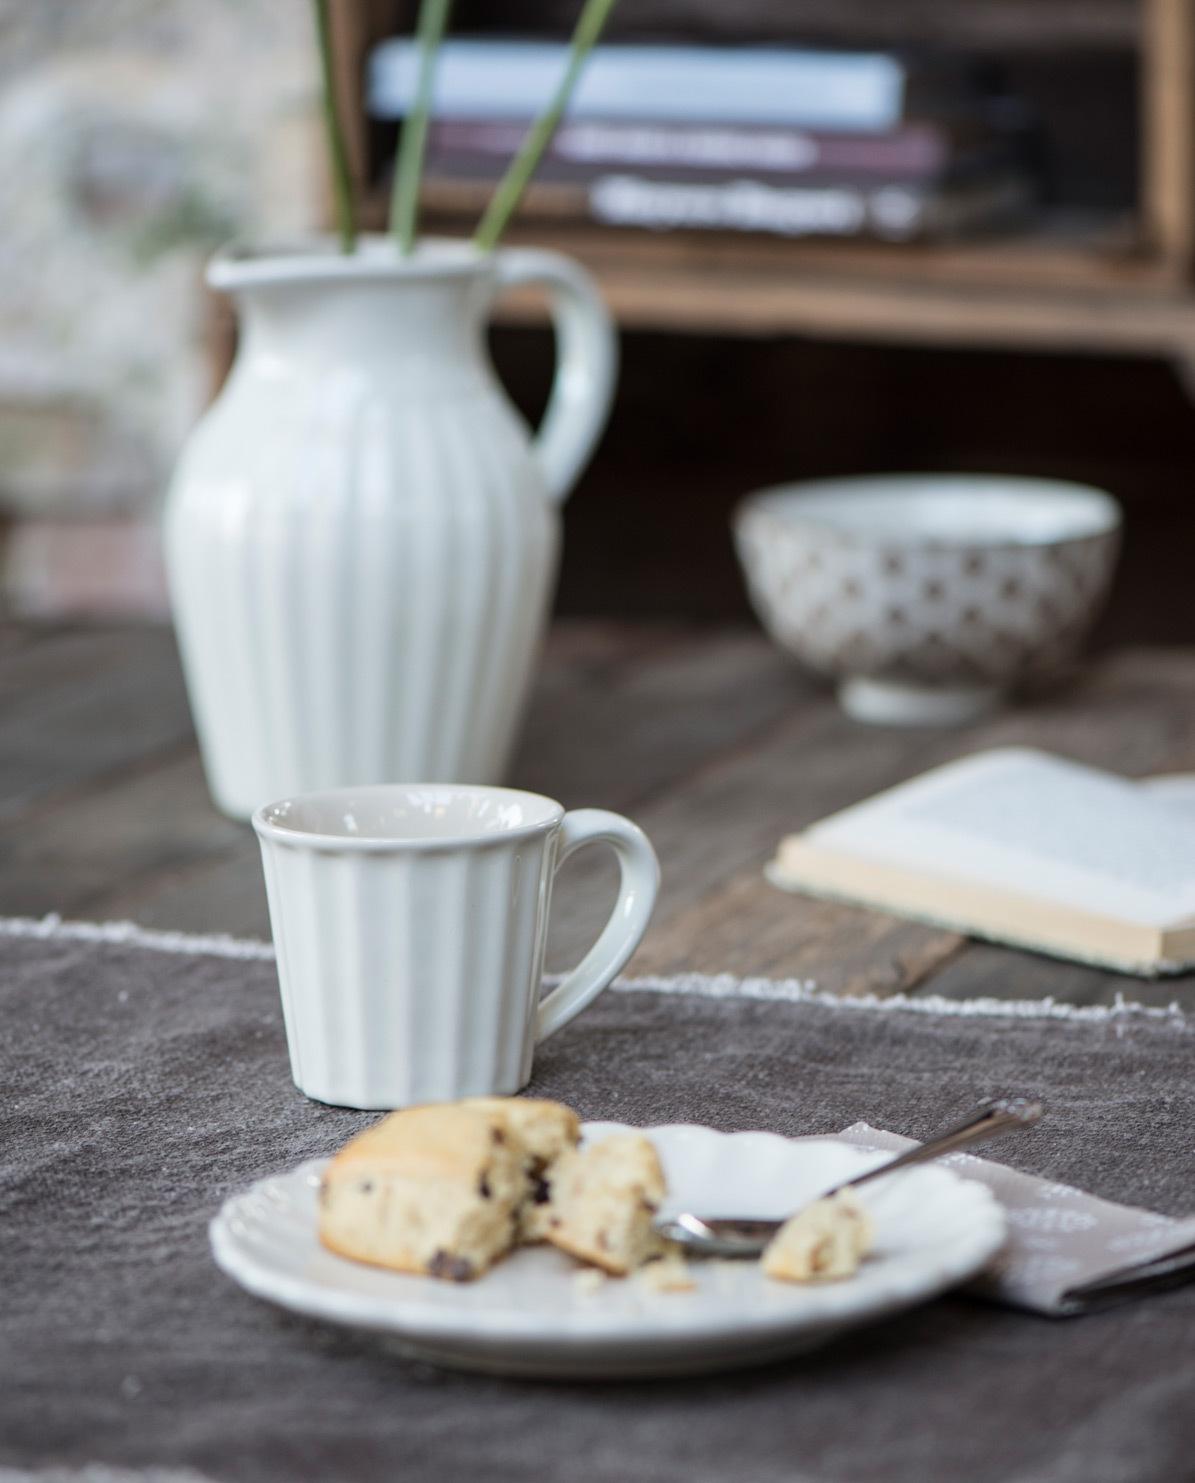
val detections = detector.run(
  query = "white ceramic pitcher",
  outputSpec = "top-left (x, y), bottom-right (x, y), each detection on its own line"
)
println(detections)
top-left (164, 236), bottom-right (616, 820)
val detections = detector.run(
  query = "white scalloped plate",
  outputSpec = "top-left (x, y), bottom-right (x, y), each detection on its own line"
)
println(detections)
top-left (210, 1122), bottom-right (1006, 1378)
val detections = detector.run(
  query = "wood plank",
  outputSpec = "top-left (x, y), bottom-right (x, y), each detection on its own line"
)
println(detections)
top-left (1, 621), bottom-right (684, 930)
top-left (392, 209), bottom-right (1195, 350)
top-left (511, 624), bottom-right (808, 809)
top-left (406, 197), bottom-right (1160, 296)
top-left (71, 624), bottom-right (804, 940)
top-left (364, 187), bottom-right (1195, 351)
top-left (0, 751), bottom-right (242, 920)
top-left (549, 263), bottom-right (1195, 354)
top-left (1142, 0), bottom-right (1195, 281)
top-left (577, 648), bottom-right (1195, 991)
top-left (634, 866), bottom-right (966, 994)
top-left (93, 836), bottom-right (268, 940)
top-left (0, 625), bottom-right (194, 822)
top-left (9, 626), bottom-right (1195, 1010)
top-left (0, 624), bottom-right (159, 705)
top-left (912, 939), bottom-right (1195, 1011)
top-left (107, 641), bottom-right (1195, 992)
top-left (946, 650), bottom-right (1195, 774)
top-left (0, 623), bottom-right (52, 667)
top-left (551, 691), bottom-right (976, 983)
top-left (658, 649), bottom-right (1195, 1000)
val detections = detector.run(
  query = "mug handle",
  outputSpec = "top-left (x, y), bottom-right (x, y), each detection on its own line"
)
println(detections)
top-left (490, 247), bottom-right (618, 505)
top-left (535, 809), bottom-right (659, 1043)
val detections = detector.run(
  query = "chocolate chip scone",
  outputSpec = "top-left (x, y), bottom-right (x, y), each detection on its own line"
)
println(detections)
top-left (318, 1103), bottom-right (528, 1282)
top-left (319, 1101), bottom-right (682, 1286)
top-left (543, 1131), bottom-right (667, 1275)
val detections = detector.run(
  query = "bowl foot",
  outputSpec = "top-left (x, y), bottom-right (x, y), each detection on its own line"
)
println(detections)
top-left (839, 677), bottom-right (1004, 726)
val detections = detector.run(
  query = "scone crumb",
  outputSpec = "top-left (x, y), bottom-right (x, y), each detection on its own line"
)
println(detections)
top-left (637, 1249), bottom-right (696, 1293)
top-left (573, 1267), bottom-right (607, 1296)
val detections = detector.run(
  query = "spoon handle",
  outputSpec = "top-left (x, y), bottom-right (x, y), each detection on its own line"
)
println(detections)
top-left (828, 1095), bottom-right (1043, 1197)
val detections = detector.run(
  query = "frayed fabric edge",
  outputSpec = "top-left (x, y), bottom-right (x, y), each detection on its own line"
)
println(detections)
top-left (0, 912), bottom-right (1186, 1025)
top-left (612, 969), bottom-right (1188, 1024)
top-left (0, 912), bottom-right (276, 961)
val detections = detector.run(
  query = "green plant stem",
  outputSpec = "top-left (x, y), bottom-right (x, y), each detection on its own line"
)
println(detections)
top-left (313, 0), bottom-right (357, 253)
top-left (474, 0), bottom-right (619, 252)
top-left (391, 0), bottom-right (454, 254)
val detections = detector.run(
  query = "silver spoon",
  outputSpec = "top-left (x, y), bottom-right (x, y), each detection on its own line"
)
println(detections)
top-left (655, 1095), bottom-right (1043, 1259)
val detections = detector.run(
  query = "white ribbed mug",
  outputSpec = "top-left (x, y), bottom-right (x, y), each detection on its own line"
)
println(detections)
top-left (253, 783), bottom-right (659, 1109)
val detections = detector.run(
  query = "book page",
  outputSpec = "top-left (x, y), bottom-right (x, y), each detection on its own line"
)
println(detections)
top-left (804, 749), bottom-right (1195, 928)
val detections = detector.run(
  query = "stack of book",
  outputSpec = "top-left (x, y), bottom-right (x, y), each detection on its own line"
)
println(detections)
top-left (367, 40), bottom-right (1037, 243)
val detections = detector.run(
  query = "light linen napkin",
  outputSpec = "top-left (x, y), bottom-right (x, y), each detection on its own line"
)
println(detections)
top-left (837, 1122), bottom-right (1195, 1315)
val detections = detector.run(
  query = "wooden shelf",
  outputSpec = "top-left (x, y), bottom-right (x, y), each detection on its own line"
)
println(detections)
top-left (561, 252), bottom-right (1195, 354)
top-left (355, 181), bottom-right (1195, 356)
top-left (330, 0), bottom-right (1195, 364)
top-left (485, 238), bottom-right (1195, 356)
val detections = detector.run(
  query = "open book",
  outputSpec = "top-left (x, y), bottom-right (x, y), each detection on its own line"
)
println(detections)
top-left (768, 748), bottom-right (1195, 976)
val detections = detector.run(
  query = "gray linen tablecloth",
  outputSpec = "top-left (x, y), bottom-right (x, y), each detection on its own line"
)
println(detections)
top-left (3, 922), bottom-right (1194, 1483)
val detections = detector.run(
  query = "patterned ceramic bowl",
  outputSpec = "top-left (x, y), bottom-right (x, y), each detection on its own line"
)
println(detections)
top-left (733, 475), bottom-right (1121, 724)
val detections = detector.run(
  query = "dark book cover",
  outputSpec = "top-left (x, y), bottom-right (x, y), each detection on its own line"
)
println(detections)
top-left (426, 117), bottom-right (1008, 186)
top-left (583, 172), bottom-right (1032, 242)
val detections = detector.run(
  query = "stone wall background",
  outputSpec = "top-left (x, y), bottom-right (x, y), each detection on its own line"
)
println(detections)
top-left (0, 0), bottom-right (325, 613)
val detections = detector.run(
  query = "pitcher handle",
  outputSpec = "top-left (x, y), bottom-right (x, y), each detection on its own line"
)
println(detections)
top-left (535, 809), bottom-right (659, 1043)
top-left (491, 247), bottom-right (618, 505)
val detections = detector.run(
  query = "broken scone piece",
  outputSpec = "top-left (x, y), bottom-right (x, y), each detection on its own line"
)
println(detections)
top-left (543, 1132), bottom-right (666, 1275)
top-left (761, 1189), bottom-right (873, 1283)
top-left (461, 1096), bottom-right (581, 1242)
top-left (319, 1103), bottom-right (531, 1282)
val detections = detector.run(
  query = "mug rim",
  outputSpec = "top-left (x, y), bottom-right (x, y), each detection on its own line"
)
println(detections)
top-left (251, 782), bottom-right (566, 853)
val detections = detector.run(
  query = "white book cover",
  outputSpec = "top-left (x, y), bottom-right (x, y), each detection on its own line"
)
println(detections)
top-left (368, 41), bottom-right (906, 131)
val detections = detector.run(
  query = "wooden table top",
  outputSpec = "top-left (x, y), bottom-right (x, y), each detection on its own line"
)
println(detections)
top-left (2, 619), bottom-right (1191, 1009)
